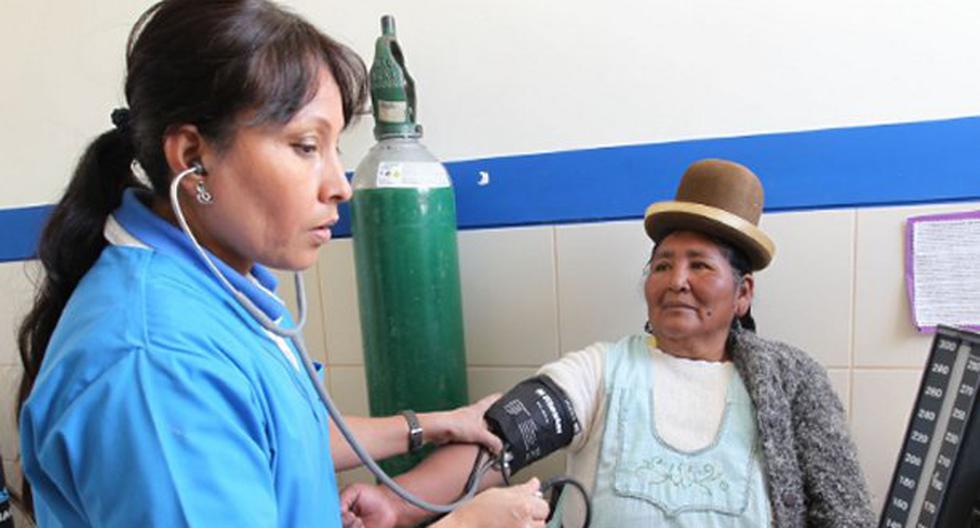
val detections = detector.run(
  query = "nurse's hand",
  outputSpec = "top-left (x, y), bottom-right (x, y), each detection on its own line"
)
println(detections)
top-left (439, 478), bottom-right (550, 528)
top-left (421, 393), bottom-right (503, 454)
top-left (341, 483), bottom-right (398, 528)
top-left (341, 478), bottom-right (550, 528)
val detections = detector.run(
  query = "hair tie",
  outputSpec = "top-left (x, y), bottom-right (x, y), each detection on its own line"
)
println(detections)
top-left (110, 107), bottom-right (131, 132)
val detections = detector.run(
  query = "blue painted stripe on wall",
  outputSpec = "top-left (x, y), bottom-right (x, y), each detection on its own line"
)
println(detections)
top-left (334, 116), bottom-right (980, 235)
top-left (4, 117), bottom-right (980, 262)
top-left (1, 205), bottom-right (52, 263)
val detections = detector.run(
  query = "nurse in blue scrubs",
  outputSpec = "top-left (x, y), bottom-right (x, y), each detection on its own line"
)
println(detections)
top-left (13, 1), bottom-right (549, 527)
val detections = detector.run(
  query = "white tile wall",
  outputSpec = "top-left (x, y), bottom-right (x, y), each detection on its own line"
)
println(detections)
top-left (850, 368), bottom-right (923, 515)
top-left (853, 202), bottom-right (979, 368)
top-left (2, 457), bottom-right (27, 527)
top-left (0, 261), bottom-right (38, 366)
top-left (274, 266), bottom-right (328, 364)
top-left (756, 209), bottom-right (855, 368)
top-left (1, 459), bottom-right (16, 488)
top-left (458, 226), bottom-right (560, 367)
top-left (317, 239), bottom-right (364, 366)
top-left (555, 220), bottom-right (651, 353)
top-left (0, 365), bottom-right (20, 463)
top-left (826, 368), bottom-right (851, 417)
top-left (467, 366), bottom-right (538, 401)
top-left (0, 261), bottom-right (34, 491)
top-left (328, 365), bottom-right (376, 488)
top-left (329, 366), bottom-right (369, 416)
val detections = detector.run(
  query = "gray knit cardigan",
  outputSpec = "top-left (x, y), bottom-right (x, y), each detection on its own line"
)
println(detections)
top-left (729, 328), bottom-right (876, 527)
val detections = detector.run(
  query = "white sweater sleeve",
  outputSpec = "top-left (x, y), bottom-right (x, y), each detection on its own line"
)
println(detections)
top-left (537, 342), bottom-right (608, 451)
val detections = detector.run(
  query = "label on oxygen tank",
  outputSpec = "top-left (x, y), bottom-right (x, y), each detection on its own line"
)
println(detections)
top-left (377, 99), bottom-right (407, 123)
top-left (376, 161), bottom-right (450, 189)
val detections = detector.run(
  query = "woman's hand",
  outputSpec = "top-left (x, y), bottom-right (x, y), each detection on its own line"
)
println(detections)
top-left (438, 478), bottom-right (550, 528)
top-left (421, 393), bottom-right (503, 453)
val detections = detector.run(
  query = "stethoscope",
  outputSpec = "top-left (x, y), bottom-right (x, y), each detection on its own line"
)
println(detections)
top-left (168, 164), bottom-right (492, 514)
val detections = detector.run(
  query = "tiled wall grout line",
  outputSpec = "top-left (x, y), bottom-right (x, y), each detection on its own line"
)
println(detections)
top-left (552, 226), bottom-right (563, 357)
top-left (851, 366), bottom-right (924, 372)
top-left (312, 364), bottom-right (570, 371)
top-left (311, 260), bottom-right (329, 366)
top-left (468, 364), bottom-right (558, 369)
top-left (849, 209), bottom-right (859, 421)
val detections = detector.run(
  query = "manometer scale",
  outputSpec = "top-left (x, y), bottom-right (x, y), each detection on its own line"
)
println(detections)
top-left (880, 325), bottom-right (980, 528)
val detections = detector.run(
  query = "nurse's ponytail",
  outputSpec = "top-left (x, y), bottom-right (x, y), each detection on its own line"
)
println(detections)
top-left (13, 122), bottom-right (142, 514)
top-left (17, 123), bottom-right (140, 381)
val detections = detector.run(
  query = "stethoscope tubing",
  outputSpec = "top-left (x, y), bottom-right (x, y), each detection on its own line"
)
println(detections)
top-left (168, 166), bottom-right (486, 513)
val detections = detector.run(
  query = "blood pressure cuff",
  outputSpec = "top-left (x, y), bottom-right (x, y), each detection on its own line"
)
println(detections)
top-left (484, 375), bottom-right (581, 475)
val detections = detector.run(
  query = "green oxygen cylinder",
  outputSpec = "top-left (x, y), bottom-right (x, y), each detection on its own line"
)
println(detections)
top-left (351, 15), bottom-right (468, 475)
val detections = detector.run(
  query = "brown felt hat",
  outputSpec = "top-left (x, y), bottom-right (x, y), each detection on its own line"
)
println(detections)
top-left (644, 159), bottom-right (775, 270)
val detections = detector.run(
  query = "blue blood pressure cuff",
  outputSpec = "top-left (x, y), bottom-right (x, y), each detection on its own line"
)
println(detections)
top-left (484, 376), bottom-right (581, 475)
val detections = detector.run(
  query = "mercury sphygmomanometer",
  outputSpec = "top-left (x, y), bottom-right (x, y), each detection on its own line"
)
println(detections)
top-left (169, 165), bottom-right (592, 525)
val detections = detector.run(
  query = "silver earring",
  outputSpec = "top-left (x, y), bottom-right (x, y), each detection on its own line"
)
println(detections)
top-left (195, 180), bottom-right (214, 205)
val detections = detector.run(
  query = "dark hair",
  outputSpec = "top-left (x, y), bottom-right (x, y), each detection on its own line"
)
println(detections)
top-left (710, 236), bottom-right (756, 333)
top-left (647, 229), bottom-right (757, 332)
top-left (15, 0), bottom-right (367, 515)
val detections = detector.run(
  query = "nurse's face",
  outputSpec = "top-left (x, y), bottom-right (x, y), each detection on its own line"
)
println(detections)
top-left (193, 67), bottom-right (351, 273)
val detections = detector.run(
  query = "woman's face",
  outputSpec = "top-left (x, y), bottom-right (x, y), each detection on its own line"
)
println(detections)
top-left (645, 230), bottom-right (753, 347)
top-left (195, 67), bottom-right (350, 273)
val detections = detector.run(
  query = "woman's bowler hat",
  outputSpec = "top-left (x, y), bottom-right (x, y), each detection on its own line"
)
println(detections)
top-left (644, 159), bottom-right (775, 270)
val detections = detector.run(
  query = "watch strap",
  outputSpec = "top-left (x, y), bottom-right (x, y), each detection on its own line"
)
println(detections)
top-left (401, 409), bottom-right (424, 453)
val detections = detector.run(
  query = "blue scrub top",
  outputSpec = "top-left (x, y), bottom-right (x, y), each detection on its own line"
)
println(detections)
top-left (20, 189), bottom-right (342, 527)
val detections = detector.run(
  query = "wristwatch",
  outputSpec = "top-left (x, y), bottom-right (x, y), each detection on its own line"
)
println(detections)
top-left (401, 409), bottom-right (424, 453)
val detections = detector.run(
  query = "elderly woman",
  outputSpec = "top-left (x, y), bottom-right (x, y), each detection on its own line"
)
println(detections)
top-left (342, 159), bottom-right (875, 528)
